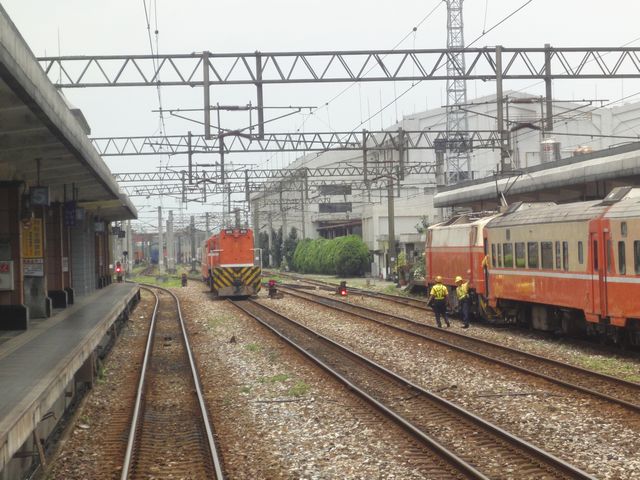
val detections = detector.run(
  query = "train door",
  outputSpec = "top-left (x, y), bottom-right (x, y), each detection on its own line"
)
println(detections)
top-left (601, 228), bottom-right (612, 318)
top-left (589, 229), bottom-right (604, 319)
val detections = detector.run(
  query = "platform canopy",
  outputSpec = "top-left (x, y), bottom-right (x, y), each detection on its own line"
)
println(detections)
top-left (0, 7), bottom-right (136, 221)
top-left (434, 142), bottom-right (640, 211)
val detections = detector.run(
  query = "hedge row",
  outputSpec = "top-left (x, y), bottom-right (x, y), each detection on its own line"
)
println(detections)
top-left (293, 235), bottom-right (370, 276)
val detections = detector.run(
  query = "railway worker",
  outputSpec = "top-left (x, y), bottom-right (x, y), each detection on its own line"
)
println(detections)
top-left (427, 276), bottom-right (450, 328)
top-left (455, 276), bottom-right (470, 329)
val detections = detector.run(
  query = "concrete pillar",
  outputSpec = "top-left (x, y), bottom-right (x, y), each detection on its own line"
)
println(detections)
top-left (70, 213), bottom-right (96, 296)
top-left (61, 205), bottom-right (73, 304)
top-left (0, 183), bottom-right (28, 329)
top-left (45, 203), bottom-right (68, 308)
top-left (23, 206), bottom-right (51, 319)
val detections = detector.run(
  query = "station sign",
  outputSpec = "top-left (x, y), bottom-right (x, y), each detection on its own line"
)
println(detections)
top-left (22, 218), bottom-right (43, 258)
top-left (112, 226), bottom-right (122, 236)
top-left (23, 258), bottom-right (44, 277)
top-left (0, 260), bottom-right (14, 291)
top-left (62, 257), bottom-right (69, 273)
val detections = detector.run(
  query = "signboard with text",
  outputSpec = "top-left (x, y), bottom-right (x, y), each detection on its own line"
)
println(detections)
top-left (0, 260), bottom-right (14, 290)
top-left (23, 258), bottom-right (44, 277)
top-left (22, 218), bottom-right (43, 258)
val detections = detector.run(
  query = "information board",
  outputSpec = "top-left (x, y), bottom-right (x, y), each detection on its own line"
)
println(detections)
top-left (22, 219), bottom-right (43, 258)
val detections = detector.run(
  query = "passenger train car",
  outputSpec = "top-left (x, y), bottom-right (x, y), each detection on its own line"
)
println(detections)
top-left (425, 186), bottom-right (640, 346)
top-left (201, 228), bottom-right (261, 297)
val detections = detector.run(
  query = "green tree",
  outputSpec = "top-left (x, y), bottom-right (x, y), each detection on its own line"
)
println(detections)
top-left (271, 227), bottom-right (283, 268)
top-left (334, 235), bottom-right (370, 276)
top-left (257, 231), bottom-right (270, 267)
top-left (283, 227), bottom-right (299, 270)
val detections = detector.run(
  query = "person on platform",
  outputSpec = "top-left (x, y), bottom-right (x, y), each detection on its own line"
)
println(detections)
top-left (427, 276), bottom-right (450, 328)
top-left (455, 276), bottom-right (471, 329)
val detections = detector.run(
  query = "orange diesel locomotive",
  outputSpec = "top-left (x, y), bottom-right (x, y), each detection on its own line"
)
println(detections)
top-left (425, 187), bottom-right (640, 346)
top-left (201, 228), bottom-right (261, 297)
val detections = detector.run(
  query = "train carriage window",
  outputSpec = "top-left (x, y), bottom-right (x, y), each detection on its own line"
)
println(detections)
top-left (497, 243), bottom-right (503, 267)
top-left (503, 243), bottom-right (513, 268)
top-left (515, 242), bottom-right (526, 267)
top-left (634, 241), bottom-right (640, 275)
top-left (528, 242), bottom-right (539, 268)
top-left (562, 241), bottom-right (569, 271)
top-left (607, 239), bottom-right (613, 273)
top-left (618, 241), bottom-right (626, 275)
top-left (593, 240), bottom-right (598, 270)
top-left (555, 241), bottom-right (561, 269)
top-left (541, 242), bottom-right (553, 269)
top-left (578, 241), bottom-right (584, 264)
top-left (491, 244), bottom-right (496, 267)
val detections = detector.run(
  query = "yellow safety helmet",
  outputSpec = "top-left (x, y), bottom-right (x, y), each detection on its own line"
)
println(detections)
top-left (435, 275), bottom-right (443, 283)
top-left (455, 276), bottom-right (463, 283)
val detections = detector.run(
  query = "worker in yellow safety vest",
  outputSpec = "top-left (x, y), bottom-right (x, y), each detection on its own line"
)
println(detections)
top-left (427, 276), bottom-right (450, 328)
top-left (455, 276), bottom-right (471, 329)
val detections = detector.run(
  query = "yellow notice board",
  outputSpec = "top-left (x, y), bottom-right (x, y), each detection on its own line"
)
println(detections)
top-left (22, 218), bottom-right (44, 258)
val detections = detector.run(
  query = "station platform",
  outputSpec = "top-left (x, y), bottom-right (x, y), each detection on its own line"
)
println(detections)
top-left (0, 283), bottom-right (140, 472)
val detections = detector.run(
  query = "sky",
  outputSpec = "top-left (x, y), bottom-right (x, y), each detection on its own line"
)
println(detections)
top-left (2, 0), bottom-right (640, 230)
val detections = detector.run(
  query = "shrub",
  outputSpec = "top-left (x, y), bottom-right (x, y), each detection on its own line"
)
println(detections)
top-left (292, 235), bottom-right (370, 276)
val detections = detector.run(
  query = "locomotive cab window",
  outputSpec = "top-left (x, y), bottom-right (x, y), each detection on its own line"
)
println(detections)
top-left (528, 242), bottom-right (539, 268)
top-left (607, 239), bottom-right (613, 273)
top-left (515, 242), bottom-right (526, 268)
top-left (541, 242), bottom-right (553, 269)
top-left (593, 240), bottom-right (598, 270)
top-left (618, 241), bottom-right (626, 275)
top-left (497, 243), bottom-right (503, 267)
top-left (503, 243), bottom-right (513, 268)
top-left (491, 244), bottom-right (496, 267)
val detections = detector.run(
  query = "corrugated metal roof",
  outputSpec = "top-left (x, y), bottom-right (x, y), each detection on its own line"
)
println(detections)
top-left (487, 200), bottom-right (606, 228)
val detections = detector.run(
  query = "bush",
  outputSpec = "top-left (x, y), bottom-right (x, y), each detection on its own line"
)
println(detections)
top-left (292, 235), bottom-right (370, 276)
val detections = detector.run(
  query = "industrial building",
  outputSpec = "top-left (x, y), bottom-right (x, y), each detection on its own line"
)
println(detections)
top-left (251, 91), bottom-right (640, 278)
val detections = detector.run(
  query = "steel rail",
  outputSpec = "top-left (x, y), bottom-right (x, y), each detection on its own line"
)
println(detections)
top-left (121, 285), bottom-right (225, 480)
top-left (280, 286), bottom-right (640, 414)
top-left (231, 299), bottom-right (486, 480)
top-left (232, 298), bottom-right (595, 480)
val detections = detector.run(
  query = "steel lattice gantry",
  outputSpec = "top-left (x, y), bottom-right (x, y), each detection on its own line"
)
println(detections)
top-left (92, 130), bottom-right (501, 156)
top-left (38, 47), bottom-right (640, 87)
top-left (445, 0), bottom-right (471, 182)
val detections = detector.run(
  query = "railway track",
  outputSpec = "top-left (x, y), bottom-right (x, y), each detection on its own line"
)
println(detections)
top-left (121, 285), bottom-right (225, 480)
top-left (280, 286), bottom-right (640, 414)
top-left (231, 297), bottom-right (595, 480)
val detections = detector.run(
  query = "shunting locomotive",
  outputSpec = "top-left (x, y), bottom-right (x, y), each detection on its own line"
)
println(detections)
top-left (201, 228), bottom-right (261, 297)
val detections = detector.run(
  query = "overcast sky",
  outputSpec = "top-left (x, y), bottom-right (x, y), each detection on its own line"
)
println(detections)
top-left (3, 0), bottom-right (640, 228)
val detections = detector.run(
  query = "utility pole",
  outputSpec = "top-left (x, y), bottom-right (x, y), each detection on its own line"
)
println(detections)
top-left (267, 212), bottom-right (274, 267)
top-left (299, 181), bottom-right (306, 240)
top-left (386, 148), bottom-right (396, 281)
top-left (126, 220), bottom-right (133, 274)
top-left (190, 215), bottom-right (197, 272)
top-left (157, 206), bottom-right (165, 273)
top-left (167, 210), bottom-right (175, 273)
